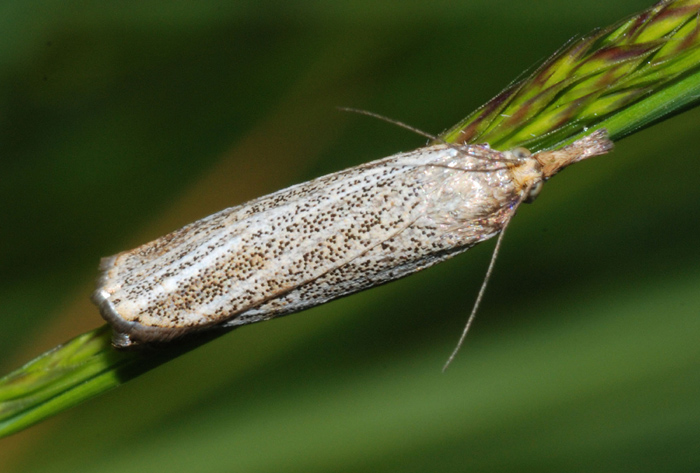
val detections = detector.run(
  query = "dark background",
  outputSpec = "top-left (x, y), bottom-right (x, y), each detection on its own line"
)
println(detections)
top-left (3, 1), bottom-right (700, 471)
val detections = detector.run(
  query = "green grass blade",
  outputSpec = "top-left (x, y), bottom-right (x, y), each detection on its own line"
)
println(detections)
top-left (0, 325), bottom-right (222, 437)
top-left (440, 0), bottom-right (700, 151)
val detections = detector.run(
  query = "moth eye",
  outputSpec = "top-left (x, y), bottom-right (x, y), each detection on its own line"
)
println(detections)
top-left (524, 180), bottom-right (543, 203)
top-left (510, 147), bottom-right (531, 161)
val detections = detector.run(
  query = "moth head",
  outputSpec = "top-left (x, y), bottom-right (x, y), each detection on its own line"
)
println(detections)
top-left (508, 129), bottom-right (614, 203)
top-left (505, 147), bottom-right (545, 204)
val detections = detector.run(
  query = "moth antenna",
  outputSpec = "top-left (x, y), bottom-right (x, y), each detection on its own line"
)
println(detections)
top-left (337, 107), bottom-right (440, 141)
top-left (338, 106), bottom-right (513, 164)
top-left (442, 194), bottom-right (525, 371)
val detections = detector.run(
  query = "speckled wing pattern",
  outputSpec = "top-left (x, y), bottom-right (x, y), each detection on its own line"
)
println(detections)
top-left (93, 143), bottom-right (523, 346)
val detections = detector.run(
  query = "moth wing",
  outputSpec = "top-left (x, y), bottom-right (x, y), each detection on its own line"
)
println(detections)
top-left (94, 149), bottom-right (439, 344)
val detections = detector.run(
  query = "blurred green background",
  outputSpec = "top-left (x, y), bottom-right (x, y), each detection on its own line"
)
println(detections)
top-left (3, 0), bottom-right (700, 471)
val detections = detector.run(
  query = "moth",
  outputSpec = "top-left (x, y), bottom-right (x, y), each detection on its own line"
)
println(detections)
top-left (93, 129), bottom-right (612, 351)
